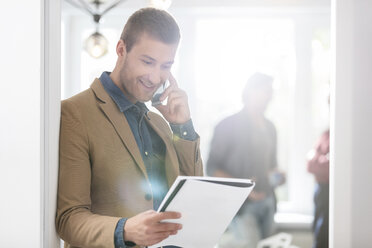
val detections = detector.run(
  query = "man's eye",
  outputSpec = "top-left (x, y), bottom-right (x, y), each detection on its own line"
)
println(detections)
top-left (142, 60), bottom-right (152, 65)
top-left (161, 65), bottom-right (172, 70)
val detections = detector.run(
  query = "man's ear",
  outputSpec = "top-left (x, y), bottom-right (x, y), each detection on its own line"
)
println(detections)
top-left (116, 39), bottom-right (127, 58)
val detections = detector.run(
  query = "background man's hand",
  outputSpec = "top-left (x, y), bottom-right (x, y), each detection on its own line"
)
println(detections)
top-left (213, 169), bottom-right (233, 178)
top-left (269, 169), bottom-right (286, 188)
top-left (124, 210), bottom-right (182, 246)
top-left (248, 191), bottom-right (266, 201)
top-left (155, 74), bottom-right (191, 125)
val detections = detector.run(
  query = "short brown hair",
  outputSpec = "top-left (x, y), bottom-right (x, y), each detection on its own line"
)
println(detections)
top-left (120, 8), bottom-right (181, 52)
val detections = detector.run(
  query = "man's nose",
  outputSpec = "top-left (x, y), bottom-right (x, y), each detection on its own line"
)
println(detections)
top-left (149, 67), bottom-right (166, 85)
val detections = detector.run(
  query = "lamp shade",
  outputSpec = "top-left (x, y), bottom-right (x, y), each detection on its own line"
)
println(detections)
top-left (84, 31), bottom-right (108, 58)
top-left (149, 0), bottom-right (172, 9)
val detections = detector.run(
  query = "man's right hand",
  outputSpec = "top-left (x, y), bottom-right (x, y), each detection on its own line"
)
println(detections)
top-left (124, 210), bottom-right (182, 246)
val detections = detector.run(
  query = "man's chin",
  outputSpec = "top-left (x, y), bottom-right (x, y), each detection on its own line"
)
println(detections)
top-left (137, 95), bottom-right (153, 103)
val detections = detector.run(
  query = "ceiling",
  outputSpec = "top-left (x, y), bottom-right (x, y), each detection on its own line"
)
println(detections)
top-left (62, 0), bottom-right (330, 15)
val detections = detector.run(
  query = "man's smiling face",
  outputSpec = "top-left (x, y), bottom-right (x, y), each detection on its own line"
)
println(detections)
top-left (117, 33), bottom-right (178, 103)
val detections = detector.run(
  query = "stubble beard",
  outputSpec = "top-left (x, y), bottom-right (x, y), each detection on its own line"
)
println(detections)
top-left (118, 59), bottom-right (137, 103)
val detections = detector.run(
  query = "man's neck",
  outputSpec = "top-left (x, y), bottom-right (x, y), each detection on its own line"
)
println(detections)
top-left (109, 69), bottom-right (121, 91)
top-left (109, 69), bottom-right (137, 104)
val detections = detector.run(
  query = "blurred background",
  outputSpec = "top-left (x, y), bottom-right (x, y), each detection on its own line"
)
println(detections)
top-left (61, 0), bottom-right (331, 247)
top-left (3, 0), bottom-right (372, 247)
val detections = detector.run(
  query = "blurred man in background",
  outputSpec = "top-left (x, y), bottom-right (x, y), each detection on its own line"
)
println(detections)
top-left (207, 73), bottom-right (285, 248)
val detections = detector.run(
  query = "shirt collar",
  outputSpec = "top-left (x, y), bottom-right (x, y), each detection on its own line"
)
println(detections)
top-left (100, 71), bottom-right (149, 115)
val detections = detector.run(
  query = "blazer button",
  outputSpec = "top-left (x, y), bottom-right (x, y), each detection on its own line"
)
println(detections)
top-left (145, 193), bottom-right (152, 201)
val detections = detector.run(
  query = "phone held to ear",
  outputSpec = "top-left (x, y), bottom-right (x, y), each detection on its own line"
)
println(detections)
top-left (151, 79), bottom-right (170, 106)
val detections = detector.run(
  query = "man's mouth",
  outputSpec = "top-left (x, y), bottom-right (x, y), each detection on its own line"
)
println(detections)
top-left (139, 79), bottom-right (156, 91)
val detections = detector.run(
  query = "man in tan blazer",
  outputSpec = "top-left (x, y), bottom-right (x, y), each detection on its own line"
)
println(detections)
top-left (56, 8), bottom-right (203, 248)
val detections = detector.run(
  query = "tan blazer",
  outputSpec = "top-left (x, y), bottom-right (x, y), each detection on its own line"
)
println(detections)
top-left (56, 79), bottom-right (203, 248)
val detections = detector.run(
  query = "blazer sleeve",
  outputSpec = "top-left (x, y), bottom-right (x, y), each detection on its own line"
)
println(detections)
top-left (148, 112), bottom-right (204, 177)
top-left (173, 134), bottom-right (203, 177)
top-left (56, 99), bottom-right (121, 248)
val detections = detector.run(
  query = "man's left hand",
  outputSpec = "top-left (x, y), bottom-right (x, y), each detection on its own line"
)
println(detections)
top-left (154, 73), bottom-right (191, 124)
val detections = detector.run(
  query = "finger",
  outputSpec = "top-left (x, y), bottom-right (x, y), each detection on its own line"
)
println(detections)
top-left (156, 211), bottom-right (182, 222)
top-left (144, 209), bottom-right (157, 215)
top-left (159, 84), bottom-right (176, 101)
top-left (142, 232), bottom-right (170, 246)
top-left (167, 90), bottom-right (188, 115)
top-left (152, 211), bottom-right (182, 222)
top-left (168, 97), bottom-right (185, 116)
top-left (147, 230), bottom-right (178, 244)
top-left (160, 74), bottom-right (178, 101)
top-left (153, 222), bottom-right (182, 233)
top-left (154, 104), bottom-right (169, 117)
top-left (147, 234), bottom-right (170, 246)
top-left (167, 92), bottom-right (186, 107)
top-left (166, 89), bottom-right (186, 106)
top-left (166, 89), bottom-right (186, 103)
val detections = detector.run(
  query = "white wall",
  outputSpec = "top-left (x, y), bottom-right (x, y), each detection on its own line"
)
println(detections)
top-left (0, 1), bottom-right (60, 247)
top-left (331, 0), bottom-right (372, 247)
top-left (0, 1), bottom-right (41, 247)
top-left (1, 0), bottom-right (371, 246)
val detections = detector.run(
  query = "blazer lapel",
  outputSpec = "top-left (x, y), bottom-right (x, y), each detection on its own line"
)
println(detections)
top-left (90, 79), bottom-right (148, 181)
top-left (146, 113), bottom-right (179, 188)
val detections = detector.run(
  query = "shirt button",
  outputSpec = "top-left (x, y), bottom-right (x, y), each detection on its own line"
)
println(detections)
top-left (145, 193), bottom-right (152, 201)
top-left (183, 131), bottom-right (187, 136)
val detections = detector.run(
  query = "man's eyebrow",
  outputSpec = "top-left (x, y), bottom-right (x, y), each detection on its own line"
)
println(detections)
top-left (141, 55), bottom-right (174, 65)
top-left (164, 60), bottom-right (174, 65)
top-left (141, 55), bottom-right (156, 61)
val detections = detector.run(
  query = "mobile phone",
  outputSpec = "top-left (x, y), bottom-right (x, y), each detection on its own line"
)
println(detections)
top-left (151, 79), bottom-right (169, 106)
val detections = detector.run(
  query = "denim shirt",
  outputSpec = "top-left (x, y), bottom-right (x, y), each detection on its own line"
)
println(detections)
top-left (100, 72), bottom-right (196, 248)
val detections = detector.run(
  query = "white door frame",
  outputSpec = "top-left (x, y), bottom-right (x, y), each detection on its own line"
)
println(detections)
top-left (41, 0), bottom-right (61, 247)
